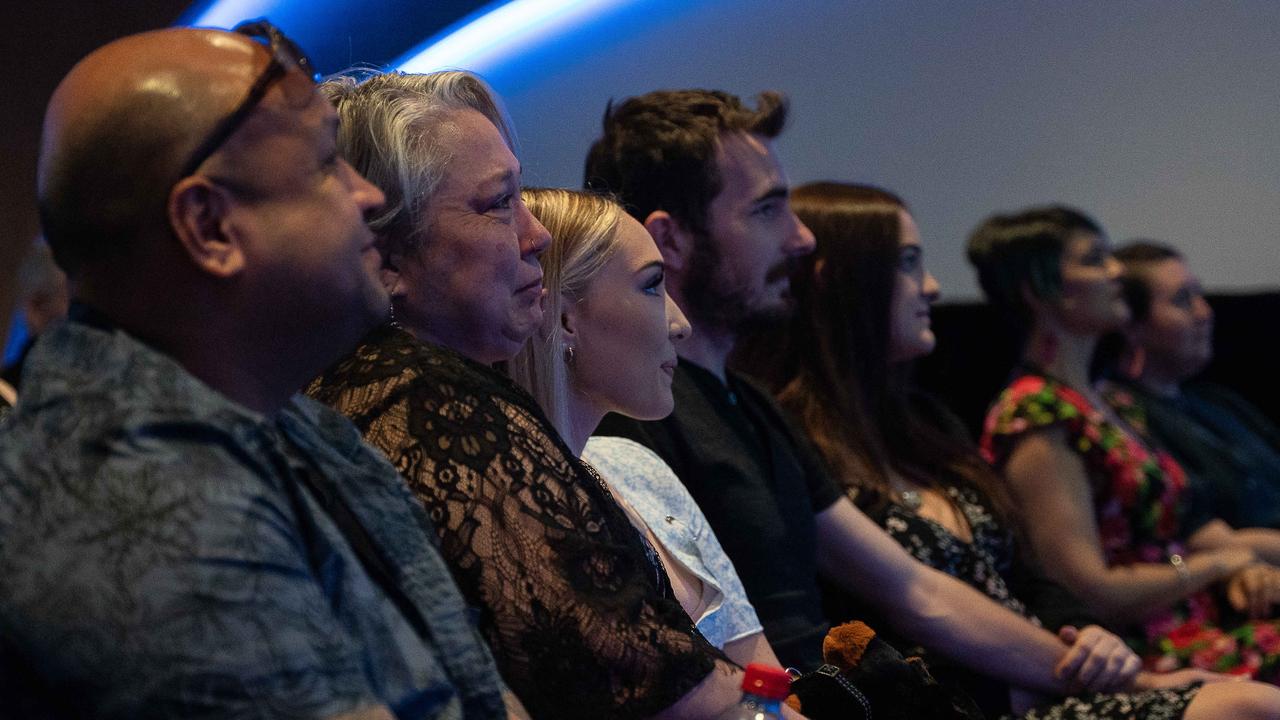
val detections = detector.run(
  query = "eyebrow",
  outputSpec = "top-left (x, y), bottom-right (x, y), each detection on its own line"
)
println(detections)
top-left (753, 186), bottom-right (789, 205)
top-left (480, 167), bottom-right (518, 190)
top-left (635, 259), bottom-right (664, 273)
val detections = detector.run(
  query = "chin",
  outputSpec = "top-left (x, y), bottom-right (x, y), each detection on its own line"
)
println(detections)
top-left (503, 318), bottom-right (543, 351)
top-left (1112, 301), bottom-right (1132, 326)
top-left (640, 393), bottom-right (676, 421)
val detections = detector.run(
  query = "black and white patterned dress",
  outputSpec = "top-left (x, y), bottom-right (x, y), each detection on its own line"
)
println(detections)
top-left (867, 485), bottom-right (1200, 720)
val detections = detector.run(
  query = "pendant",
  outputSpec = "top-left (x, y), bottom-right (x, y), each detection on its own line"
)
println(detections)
top-left (899, 489), bottom-right (923, 511)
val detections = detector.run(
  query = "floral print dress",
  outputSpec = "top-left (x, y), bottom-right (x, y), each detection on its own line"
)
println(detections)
top-left (982, 371), bottom-right (1280, 682)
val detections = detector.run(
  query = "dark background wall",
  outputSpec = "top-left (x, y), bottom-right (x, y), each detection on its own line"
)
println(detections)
top-left (916, 293), bottom-right (1280, 437)
top-left (1, 2), bottom-right (190, 341)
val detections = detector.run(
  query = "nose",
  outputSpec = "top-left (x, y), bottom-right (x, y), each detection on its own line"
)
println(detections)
top-left (518, 199), bottom-right (551, 257)
top-left (345, 160), bottom-right (386, 214)
top-left (1193, 294), bottom-right (1214, 322)
top-left (666, 292), bottom-right (692, 342)
top-left (923, 270), bottom-right (941, 303)
top-left (1104, 255), bottom-right (1123, 279)
top-left (785, 213), bottom-right (817, 257)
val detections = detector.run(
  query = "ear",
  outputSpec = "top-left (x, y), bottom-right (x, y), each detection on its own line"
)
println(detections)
top-left (167, 177), bottom-right (246, 279)
top-left (381, 248), bottom-right (407, 300)
top-left (559, 291), bottom-right (580, 342)
top-left (1019, 280), bottom-right (1054, 316)
top-left (643, 210), bottom-right (693, 274)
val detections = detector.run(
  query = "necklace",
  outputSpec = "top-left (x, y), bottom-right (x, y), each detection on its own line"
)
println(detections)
top-left (898, 489), bottom-right (923, 511)
top-left (889, 468), bottom-right (924, 511)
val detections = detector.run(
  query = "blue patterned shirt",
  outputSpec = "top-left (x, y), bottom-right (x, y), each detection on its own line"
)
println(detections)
top-left (0, 317), bottom-right (506, 719)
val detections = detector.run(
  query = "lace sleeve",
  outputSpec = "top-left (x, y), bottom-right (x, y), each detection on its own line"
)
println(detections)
top-left (309, 326), bottom-right (719, 719)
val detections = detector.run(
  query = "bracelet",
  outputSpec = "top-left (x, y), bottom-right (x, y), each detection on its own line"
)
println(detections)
top-left (1169, 553), bottom-right (1191, 585)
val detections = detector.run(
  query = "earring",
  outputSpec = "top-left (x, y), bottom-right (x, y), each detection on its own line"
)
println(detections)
top-left (564, 344), bottom-right (576, 367)
top-left (1120, 344), bottom-right (1146, 380)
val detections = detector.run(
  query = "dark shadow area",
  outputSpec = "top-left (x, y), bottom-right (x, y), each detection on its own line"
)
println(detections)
top-left (915, 292), bottom-right (1280, 439)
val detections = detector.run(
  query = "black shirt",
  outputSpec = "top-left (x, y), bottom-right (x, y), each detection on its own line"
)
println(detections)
top-left (1114, 380), bottom-right (1280, 530)
top-left (597, 361), bottom-right (841, 670)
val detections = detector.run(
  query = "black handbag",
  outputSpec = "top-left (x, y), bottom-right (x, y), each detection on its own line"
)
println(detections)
top-left (788, 663), bottom-right (873, 720)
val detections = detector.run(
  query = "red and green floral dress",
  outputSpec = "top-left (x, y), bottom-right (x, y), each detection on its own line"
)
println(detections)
top-left (981, 371), bottom-right (1280, 683)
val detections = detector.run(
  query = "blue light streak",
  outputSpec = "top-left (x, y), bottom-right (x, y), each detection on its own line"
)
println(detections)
top-left (181, 0), bottom-right (290, 28)
top-left (395, 0), bottom-right (633, 75)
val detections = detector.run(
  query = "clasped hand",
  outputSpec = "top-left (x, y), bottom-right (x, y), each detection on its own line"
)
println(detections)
top-left (1226, 562), bottom-right (1280, 620)
top-left (1052, 625), bottom-right (1141, 693)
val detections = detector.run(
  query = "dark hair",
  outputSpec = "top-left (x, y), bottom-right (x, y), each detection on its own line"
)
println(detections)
top-left (1114, 239), bottom-right (1182, 323)
top-left (583, 89), bottom-right (787, 234)
top-left (735, 181), bottom-right (1012, 518)
top-left (965, 205), bottom-right (1104, 337)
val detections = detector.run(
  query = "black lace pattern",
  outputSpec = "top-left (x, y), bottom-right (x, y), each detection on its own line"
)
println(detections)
top-left (309, 324), bottom-right (718, 719)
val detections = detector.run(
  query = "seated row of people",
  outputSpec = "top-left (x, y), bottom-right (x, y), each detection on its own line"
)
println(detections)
top-left (1110, 241), bottom-right (1280, 532)
top-left (5, 19), bottom-right (1280, 720)
top-left (972, 208), bottom-right (1280, 681)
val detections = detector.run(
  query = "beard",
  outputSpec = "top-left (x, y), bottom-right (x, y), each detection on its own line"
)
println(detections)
top-left (682, 234), bottom-right (796, 336)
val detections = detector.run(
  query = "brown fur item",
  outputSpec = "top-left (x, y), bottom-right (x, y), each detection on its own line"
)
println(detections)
top-left (822, 621), bottom-right (877, 669)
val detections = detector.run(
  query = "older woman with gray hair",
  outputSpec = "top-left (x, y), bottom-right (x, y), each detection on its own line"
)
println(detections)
top-left (307, 71), bottom-right (739, 720)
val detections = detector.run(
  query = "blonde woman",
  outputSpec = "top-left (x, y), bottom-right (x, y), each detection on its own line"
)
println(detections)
top-left (509, 188), bottom-right (787, 673)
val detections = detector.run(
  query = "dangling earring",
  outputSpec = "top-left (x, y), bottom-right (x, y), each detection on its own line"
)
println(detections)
top-left (564, 344), bottom-right (576, 367)
top-left (1120, 344), bottom-right (1146, 380)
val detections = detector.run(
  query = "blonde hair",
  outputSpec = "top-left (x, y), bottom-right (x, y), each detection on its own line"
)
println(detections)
top-left (508, 189), bottom-right (626, 437)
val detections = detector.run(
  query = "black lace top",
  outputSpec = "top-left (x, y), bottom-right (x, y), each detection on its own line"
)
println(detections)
top-left (308, 324), bottom-right (719, 719)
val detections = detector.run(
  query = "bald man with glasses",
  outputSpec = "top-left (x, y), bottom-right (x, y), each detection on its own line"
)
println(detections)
top-left (0, 22), bottom-right (522, 719)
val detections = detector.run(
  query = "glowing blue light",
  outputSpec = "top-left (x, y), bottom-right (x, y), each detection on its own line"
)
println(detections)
top-left (182, 0), bottom-right (290, 28)
top-left (396, 0), bottom-right (632, 74)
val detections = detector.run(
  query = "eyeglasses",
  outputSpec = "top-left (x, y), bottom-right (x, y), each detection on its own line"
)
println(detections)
top-left (177, 19), bottom-right (319, 179)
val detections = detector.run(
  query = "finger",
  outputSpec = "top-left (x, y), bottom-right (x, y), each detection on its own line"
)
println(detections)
top-left (1060, 626), bottom-right (1104, 679)
top-left (1092, 640), bottom-right (1134, 692)
top-left (1265, 572), bottom-right (1280, 616)
top-left (1103, 651), bottom-right (1139, 691)
top-left (1114, 652), bottom-right (1142, 691)
top-left (1087, 646), bottom-right (1124, 692)
top-left (1072, 637), bottom-right (1110, 690)
top-left (1058, 625), bottom-right (1079, 644)
top-left (1228, 578), bottom-right (1247, 613)
top-left (1074, 650), bottom-right (1106, 691)
top-left (1054, 640), bottom-right (1089, 684)
top-left (1248, 571), bottom-right (1268, 618)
